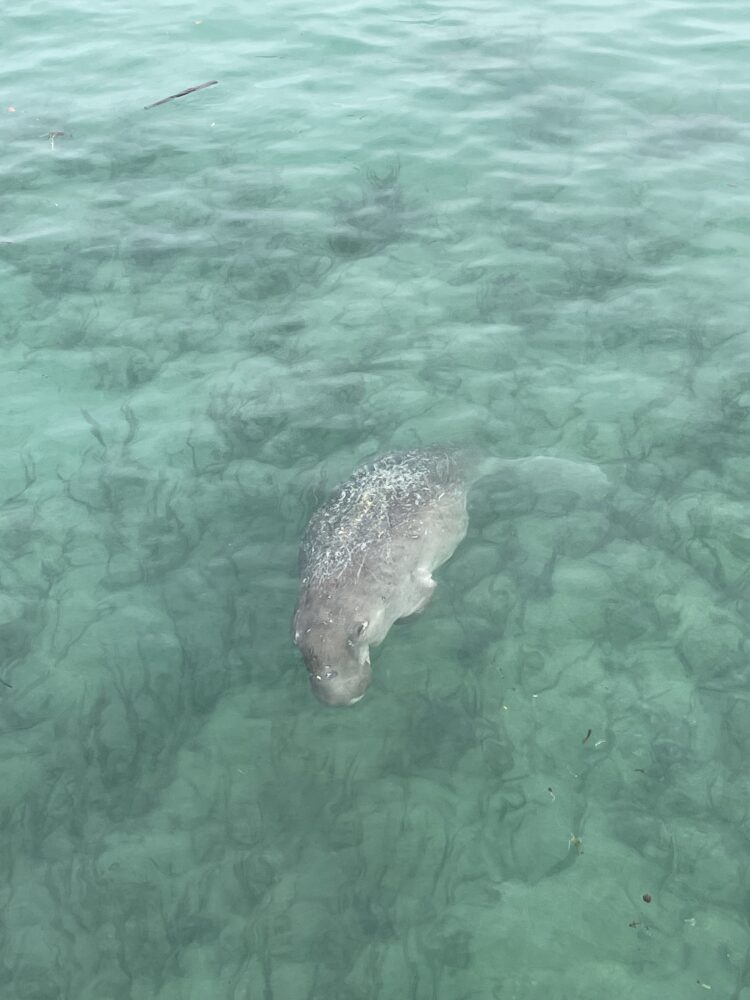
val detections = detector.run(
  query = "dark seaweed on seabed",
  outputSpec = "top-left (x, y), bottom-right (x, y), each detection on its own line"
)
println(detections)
top-left (327, 163), bottom-right (409, 260)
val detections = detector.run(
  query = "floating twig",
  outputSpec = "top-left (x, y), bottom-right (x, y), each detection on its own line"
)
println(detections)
top-left (43, 130), bottom-right (66, 150)
top-left (144, 80), bottom-right (218, 110)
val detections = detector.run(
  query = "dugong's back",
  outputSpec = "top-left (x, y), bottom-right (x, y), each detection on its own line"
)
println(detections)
top-left (295, 447), bottom-right (472, 705)
top-left (300, 447), bottom-right (470, 586)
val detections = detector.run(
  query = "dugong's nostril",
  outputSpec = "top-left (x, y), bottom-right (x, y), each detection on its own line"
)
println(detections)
top-left (312, 669), bottom-right (337, 682)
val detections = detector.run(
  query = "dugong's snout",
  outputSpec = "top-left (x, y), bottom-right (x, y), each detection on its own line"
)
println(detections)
top-left (310, 661), bottom-right (371, 706)
top-left (299, 639), bottom-right (372, 707)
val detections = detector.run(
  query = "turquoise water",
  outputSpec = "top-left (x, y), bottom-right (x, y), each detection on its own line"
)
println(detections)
top-left (3, 0), bottom-right (750, 995)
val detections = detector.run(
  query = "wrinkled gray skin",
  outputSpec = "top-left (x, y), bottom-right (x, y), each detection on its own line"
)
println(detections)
top-left (293, 447), bottom-right (609, 706)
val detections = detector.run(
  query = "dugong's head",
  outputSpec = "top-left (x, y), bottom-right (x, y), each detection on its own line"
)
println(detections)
top-left (293, 610), bottom-right (372, 706)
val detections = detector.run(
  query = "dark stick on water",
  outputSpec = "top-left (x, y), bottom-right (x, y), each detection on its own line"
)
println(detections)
top-left (144, 80), bottom-right (218, 110)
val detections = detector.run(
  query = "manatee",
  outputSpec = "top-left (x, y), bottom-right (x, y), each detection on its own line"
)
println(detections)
top-left (293, 447), bottom-right (608, 706)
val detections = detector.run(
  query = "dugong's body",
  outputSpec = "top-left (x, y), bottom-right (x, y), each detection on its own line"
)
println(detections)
top-left (293, 447), bottom-right (472, 706)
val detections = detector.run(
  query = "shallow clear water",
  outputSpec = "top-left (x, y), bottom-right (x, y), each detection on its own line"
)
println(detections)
top-left (2, 0), bottom-right (750, 997)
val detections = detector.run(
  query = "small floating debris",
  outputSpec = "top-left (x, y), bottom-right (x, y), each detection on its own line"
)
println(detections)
top-left (45, 130), bottom-right (66, 150)
top-left (144, 80), bottom-right (218, 110)
top-left (582, 728), bottom-right (592, 744)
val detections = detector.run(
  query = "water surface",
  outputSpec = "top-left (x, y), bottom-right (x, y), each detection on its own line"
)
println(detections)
top-left (2, 0), bottom-right (750, 997)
